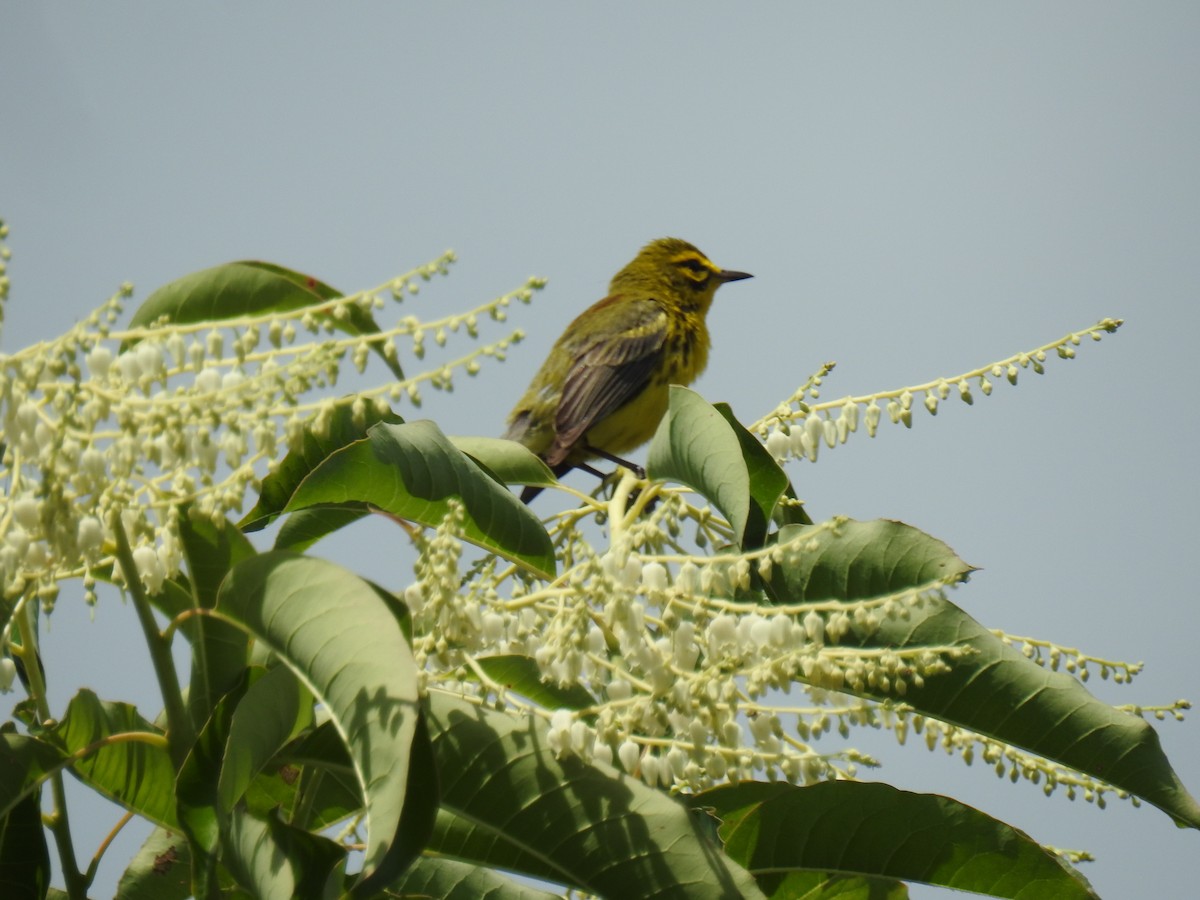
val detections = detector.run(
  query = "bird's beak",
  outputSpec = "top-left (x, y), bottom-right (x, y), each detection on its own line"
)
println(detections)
top-left (717, 269), bottom-right (753, 283)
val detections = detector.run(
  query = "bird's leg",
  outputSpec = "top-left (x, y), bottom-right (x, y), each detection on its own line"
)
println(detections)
top-left (584, 444), bottom-right (646, 480)
top-left (577, 461), bottom-right (608, 480)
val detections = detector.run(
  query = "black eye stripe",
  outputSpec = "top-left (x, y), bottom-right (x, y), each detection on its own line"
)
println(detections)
top-left (678, 257), bottom-right (709, 275)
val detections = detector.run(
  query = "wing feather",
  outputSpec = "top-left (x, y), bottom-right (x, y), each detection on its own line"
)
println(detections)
top-left (545, 299), bottom-right (668, 465)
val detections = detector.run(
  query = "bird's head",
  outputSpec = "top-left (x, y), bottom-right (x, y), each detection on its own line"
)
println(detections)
top-left (610, 237), bottom-right (752, 312)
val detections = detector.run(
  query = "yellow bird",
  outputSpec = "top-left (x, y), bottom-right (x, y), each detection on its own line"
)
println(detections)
top-left (504, 237), bottom-right (752, 501)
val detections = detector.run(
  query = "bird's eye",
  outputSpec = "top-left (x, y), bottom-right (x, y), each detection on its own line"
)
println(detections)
top-left (677, 257), bottom-right (710, 279)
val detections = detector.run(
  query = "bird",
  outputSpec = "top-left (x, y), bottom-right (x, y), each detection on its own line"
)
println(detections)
top-left (503, 237), bottom-right (752, 502)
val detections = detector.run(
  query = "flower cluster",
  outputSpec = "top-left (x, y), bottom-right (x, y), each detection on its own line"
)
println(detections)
top-left (754, 319), bottom-right (1124, 465)
top-left (992, 628), bottom-right (1144, 685)
top-left (0, 248), bottom-right (541, 623)
top-left (413, 490), bottom-right (972, 792)
top-left (395, 316), bottom-right (1183, 809)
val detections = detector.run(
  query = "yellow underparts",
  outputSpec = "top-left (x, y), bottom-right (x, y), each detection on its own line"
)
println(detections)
top-left (576, 314), bottom-right (710, 461)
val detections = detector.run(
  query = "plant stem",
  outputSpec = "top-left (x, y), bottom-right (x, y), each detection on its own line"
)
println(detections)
top-left (15, 596), bottom-right (89, 899)
top-left (110, 513), bottom-right (195, 767)
top-left (85, 811), bottom-right (133, 885)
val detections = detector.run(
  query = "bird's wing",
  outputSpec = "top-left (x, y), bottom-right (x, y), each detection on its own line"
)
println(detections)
top-left (547, 298), bottom-right (668, 465)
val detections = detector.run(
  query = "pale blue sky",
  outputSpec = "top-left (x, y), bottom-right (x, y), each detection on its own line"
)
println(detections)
top-left (3, 4), bottom-right (1199, 897)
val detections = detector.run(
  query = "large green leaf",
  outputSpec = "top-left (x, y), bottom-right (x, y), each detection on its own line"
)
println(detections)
top-left (690, 781), bottom-right (1095, 899)
top-left (387, 854), bottom-right (563, 899)
top-left (768, 519), bottom-right (1200, 829)
top-left (223, 807), bottom-right (345, 900)
top-left (473, 655), bottom-right (597, 714)
top-left (53, 690), bottom-right (178, 829)
top-left (177, 510), bottom-right (256, 731)
top-left (175, 664), bottom-right (313, 895)
top-left (218, 665), bottom-right (312, 814)
top-left (0, 733), bottom-right (66, 820)
top-left (175, 672), bottom-right (248, 881)
top-left (424, 691), bottom-right (766, 900)
top-left (765, 518), bottom-right (974, 602)
top-left (713, 401), bottom-right (791, 549)
top-left (286, 421), bottom-right (556, 578)
top-left (215, 552), bottom-right (430, 893)
top-left (241, 399), bottom-right (403, 533)
top-left (744, 871), bottom-right (908, 900)
top-left (450, 435), bottom-right (557, 489)
top-left (0, 790), bottom-right (49, 900)
top-left (116, 827), bottom-right (193, 900)
top-left (647, 387), bottom-right (788, 550)
top-left (282, 723), bottom-right (367, 832)
top-left (273, 506), bottom-right (368, 553)
top-left (427, 807), bottom-right (555, 886)
top-left (125, 260), bottom-right (403, 379)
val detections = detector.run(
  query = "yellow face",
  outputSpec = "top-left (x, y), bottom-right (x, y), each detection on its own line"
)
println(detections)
top-left (665, 245), bottom-right (727, 295)
top-left (611, 238), bottom-right (752, 311)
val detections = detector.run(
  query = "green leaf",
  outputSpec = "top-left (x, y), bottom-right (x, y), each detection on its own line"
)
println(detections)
top-left (177, 511), bottom-right (256, 732)
top-left (691, 781), bottom-right (1095, 899)
top-left (387, 854), bottom-right (564, 899)
top-left (768, 519), bottom-right (1200, 829)
top-left (647, 387), bottom-right (787, 550)
top-left (215, 552), bottom-right (427, 892)
top-left (279, 722), bottom-right (365, 831)
top-left (713, 401), bottom-right (790, 549)
top-left (240, 765), bottom-right (302, 821)
top-left (750, 871), bottom-right (908, 900)
top-left (0, 790), bottom-right (49, 900)
top-left (115, 827), bottom-right (193, 900)
top-left (287, 421), bottom-right (556, 579)
top-left (176, 671), bottom-right (247, 867)
top-left (424, 691), bottom-right (766, 900)
top-left (54, 690), bottom-right (178, 829)
top-left (765, 518), bottom-right (974, 603)
top-left (273, 506), bottom-right (368, 552)
top-left (125, 261), bottom-right (404, 379)
top-left (223, 808), bottom-right (345, 900)
top-left (219, 664), bottom-right (312, 814)
top-left (241, 399), bottom-right (404, 533)
top-left (0, 733), bottom-right (66, 820)
top-left (473, 655), bottom-right (597, 714)
top-left (428, 807), bottom-right (554, 887)
top-left (450, 436), bottom-right (557, 489)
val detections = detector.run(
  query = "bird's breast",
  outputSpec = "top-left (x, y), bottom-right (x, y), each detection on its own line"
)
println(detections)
top-left (656, 316), bottom-right (709, 386)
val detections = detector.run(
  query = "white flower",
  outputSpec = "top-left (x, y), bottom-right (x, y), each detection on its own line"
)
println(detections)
top-left (76, 517), bottom-right (105, 555)
top-left (766, 429), bottom-right (789, 462)
top-left (640, 752), bottom-right (660, 786)
top-left (592, 742), bottom-right (613, 767)
top-left (0, 658), bottom-right (15, 693)
top-left (132, 545), bottom-right (166, 594)
top-left (86, 345), bottom-right (113, 378)
top-left (706, 614), bottom-right (737, 657)
top-left (618, 739), bottom-right (640, 773)
top-left (607, 678), bottom-right (631, 701)
top-left (675, 561), bottom-right (700, 595)
top-left (194, 368), bottom-right (221, 394)
top-left (12, 497), bottom-right (39, 531)
top-left (641, 561), bottom-right (668, 592)
top-left (706, 752), bottom-right (727, 779)
top-left (136, 341), bottom-right (166, 381)
top-left (673, 621), bottom-right (699, 671)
